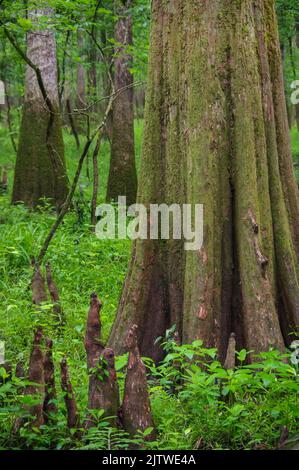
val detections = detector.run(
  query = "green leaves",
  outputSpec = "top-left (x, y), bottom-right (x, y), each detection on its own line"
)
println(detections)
top-left (146, 337), bottom-right (299, 450)
top-left (17, 18), bottom-right (33, 31)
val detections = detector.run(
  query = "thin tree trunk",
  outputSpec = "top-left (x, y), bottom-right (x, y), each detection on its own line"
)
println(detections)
top-left (76, 31), bottom-right (86, 110)
top-left (76, 30), bottom-right (86, 136)
top-left (66, 98), bottom-right (80, 149)
top-left (5, 85), bottom-right (17, 153)
top-left (91, 135), bottom-right (101, 229)
top-left (106, 0), bottom-right (137, 206)
top-left (109, 0), bottom-right (299, 363)
top-left (88, 35), bottom-right (98, 103)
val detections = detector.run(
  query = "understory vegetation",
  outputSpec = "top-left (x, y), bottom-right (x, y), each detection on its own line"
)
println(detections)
top-left (0, 122), bottom-right (298, 450)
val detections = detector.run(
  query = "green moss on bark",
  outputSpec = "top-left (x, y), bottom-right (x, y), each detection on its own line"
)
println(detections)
top-left (109, 0), bottom-right (299, 362)
top-left (12, 104), bottom-right (68, 208)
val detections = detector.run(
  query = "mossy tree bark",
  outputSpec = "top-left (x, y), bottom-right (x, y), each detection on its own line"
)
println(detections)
top-left (110, 0), bottom-right (299, 363)
top-left (12, 6), bottom-right (68, 209)
top-left (106, 0), bottom-right (137, 206)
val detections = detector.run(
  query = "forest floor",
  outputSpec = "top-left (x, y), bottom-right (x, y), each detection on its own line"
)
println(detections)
top-left (0, 120), bottom-right (144, 359)
top-left (0, 121), bottom-right (298, 450)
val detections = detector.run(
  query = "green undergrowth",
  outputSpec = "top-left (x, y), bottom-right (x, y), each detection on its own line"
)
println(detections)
top-left (0, 121), bottom-right (298, 450)
top-left (291, 126), bottom-right (299, 183)
top-left (0, 339), bottom-right (298, 450)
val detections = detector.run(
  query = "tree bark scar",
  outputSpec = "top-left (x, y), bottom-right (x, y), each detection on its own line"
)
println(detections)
top-left (247, 208), bottom-right (259, 234)
top-left (247, 209), bottom-right (269, 277)
top-left (198, 304), bottom-right (208, 320)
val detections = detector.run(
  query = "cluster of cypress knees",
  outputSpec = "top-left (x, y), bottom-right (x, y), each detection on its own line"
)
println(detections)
top-left (3, 262), bottom-right (156, 442)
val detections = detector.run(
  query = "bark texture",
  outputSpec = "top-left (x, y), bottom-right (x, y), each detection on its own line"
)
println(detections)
top-left (84, 294), bottom-right (120, 427)
top-left (0, 166), bottom-right (8, 194)
top-left (110, 0), bottom-right (299, 363)
top-left (43, 338), bottom-right (57, 422)
top-left (15, 362), bottom-right (25, 379)
top-left (21, 327), bottom-right (45, 428)
top-left (12, 7), bottom-right (68, 208)
top-left (122, 325), bottom-right (156, 439)
top-left (76, 31), bottom-right (87, 110)
top-left (46, 262), bottom-right (63, 324)
top-left (84, 293), bottom-right (104, 370)
top-left (106, 0), bottom-right (137, 206)
top-left (76, 30), bottom-right (87, 133)
top-left (86, 348), bottom-right (120, 428)
top-left (60, 358), bottom-right (80, 429)
top-left (224, 333), bottom-right (236, 370)
top-left (31, 261), bottom-right (48, 306)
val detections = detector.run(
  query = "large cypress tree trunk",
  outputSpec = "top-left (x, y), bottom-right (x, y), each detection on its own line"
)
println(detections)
top-left (106, 0), bottom-right (137, 206)
top-left (12, 7), bottom-right (68, 209)
top-left (109, 0), bottom-right (299, 363)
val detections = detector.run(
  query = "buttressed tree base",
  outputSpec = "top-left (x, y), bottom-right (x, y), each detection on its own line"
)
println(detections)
top-left (109, 0), bottom-right (299, 363)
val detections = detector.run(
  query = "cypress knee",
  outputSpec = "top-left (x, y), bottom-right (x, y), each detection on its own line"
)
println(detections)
top-left (122, 325), bottom-right (156, 440)
top-left (16, 327), bottom-right (45, 430)
top-left (46, 262), bottom-right (64, 324)
top-left (43, 339), bottom-right (57, 422)
top-left (60, 358), bottom-right (80, 429)
top-left (15, 362), bottom-right (25, 379)
top-left (84, 293), bottom-right (104, 370)
top-left (31, 261), bottom-right (48, 306)
top-left (86, 348), bottom-right (120, 428)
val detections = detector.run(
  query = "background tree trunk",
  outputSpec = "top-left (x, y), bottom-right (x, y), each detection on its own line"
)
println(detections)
top-left (12, 6), bottom-right (68, 209)
top-left (106, 0), bottom-right (137, 206)
top-left (88, 35), bottom-right (98, 104)
top-left (109, 0), bottom-right (299, 363)
top-left (76, 30), bottom-right (87, 135)
top-left (76, 30), bottom-right (86, 110)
